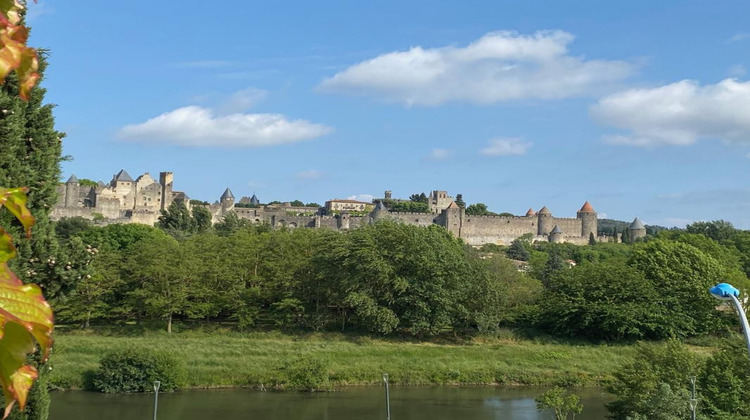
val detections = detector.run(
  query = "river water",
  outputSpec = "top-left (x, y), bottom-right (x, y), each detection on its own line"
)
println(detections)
top-left (50, 387), bottom-right (610, 419)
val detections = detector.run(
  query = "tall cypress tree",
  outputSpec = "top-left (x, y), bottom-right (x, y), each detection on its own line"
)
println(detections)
top-left (0, 51), bottom-right (73, 298)
top-left (0, 50), bottom-right (63, 420)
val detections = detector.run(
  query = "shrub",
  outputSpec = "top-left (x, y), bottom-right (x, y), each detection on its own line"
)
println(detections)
top-left (276, 355), bottom-right (330, 391)
top-left (91, 348), bottom-right (186, 393)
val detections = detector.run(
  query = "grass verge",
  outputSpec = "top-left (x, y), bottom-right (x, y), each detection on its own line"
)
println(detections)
top-left (49, 328), bottom-right (645, 391)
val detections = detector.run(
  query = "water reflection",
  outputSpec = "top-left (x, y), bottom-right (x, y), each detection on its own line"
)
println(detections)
top-left (50, 387), bottom-right (610, 419)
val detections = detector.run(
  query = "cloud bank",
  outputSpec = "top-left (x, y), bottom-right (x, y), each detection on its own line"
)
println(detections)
top-left (592, 78), bottom-right (750, 147)
top-left (319, 30), bottom-right (636, 106)
top-left (119, 106), bottom-right (332, 148)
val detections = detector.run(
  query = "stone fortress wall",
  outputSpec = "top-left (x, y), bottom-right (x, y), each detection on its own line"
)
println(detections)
top-left (51, 169), bottom-right (642, 246)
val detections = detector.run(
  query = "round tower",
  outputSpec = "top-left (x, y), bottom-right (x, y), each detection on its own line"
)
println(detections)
top-left (338, 211), bottom-right (351, 230)
top-left (629, 217), bottom-right (647, 243)
top-left (537, 206), bottom-right (553, 236)
top-left (64, 174), bottom-right (79, 207)
top-left (577, 201), bottom-right (598, 239)
top-left (370, 200), bottom-right (388, 223)
top-left (549, 225), bottom-right (564, 243)
top-left (220, 187), bottom-right (235, 213)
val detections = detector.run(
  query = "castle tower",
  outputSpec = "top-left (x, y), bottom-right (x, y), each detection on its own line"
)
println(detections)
top-left (429, 190), bottom-right (453, 214)
top-left (220, 188), bottom-right (235, 213)
top-left (249, 193), bottom-right (260, 205)
top-left (537, 206), bottom-right (553, 236)
top-left (159, 172), bottom-right (174, 211)
top-left (384, 190), bottom-right (392, 200)
top-left (549, 225), bottom-right (564, 243)
top-left (338, 211), bottom-right (351, 230)
top-left (577, 201), bottom-right (598, 238)
top-left (370, 200), bottom-right (388, 223)
top-left (443, 201), bottom-right (462, 237)
top-left (629, 217), bottom-right (647, 243)
top-left (64, 174), bottom-right (79, 207)
top-left (525, 208), bottom-right (536, 217)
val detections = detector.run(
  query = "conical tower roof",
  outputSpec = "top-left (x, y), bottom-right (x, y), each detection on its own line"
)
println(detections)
top-left (447, 201), bottom-right (460, 209)
top-left (65, 174), bottom-right (78, 184)
top-left (221, 188), bottom-right (235, 200)
top-left (525, 208), bottom-right (535, 216)
top-left (114, 169), bottom-right (133, 182)
top-left (249, 194), bottom-right (260, 205)
top-left (630, 217), bottom-right (646, 230)
top-left (550, 225), bottom-right (563, 234)
top-left (579, 201), bottom-right (595, 213)
top-left (538, 206), bottom-right (551, 215)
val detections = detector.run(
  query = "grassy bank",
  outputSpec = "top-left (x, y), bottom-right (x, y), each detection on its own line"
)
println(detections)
top-left (48, 328), bottom-right (648, 390)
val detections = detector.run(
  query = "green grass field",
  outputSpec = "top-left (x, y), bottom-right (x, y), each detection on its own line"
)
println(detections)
top-left (48, 327), bottom-right (649, 390)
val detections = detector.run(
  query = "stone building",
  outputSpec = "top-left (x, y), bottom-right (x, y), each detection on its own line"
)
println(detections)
top-left (52, 169), bottom-right (642, 246)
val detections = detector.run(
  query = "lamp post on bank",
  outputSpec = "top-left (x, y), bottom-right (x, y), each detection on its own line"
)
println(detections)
top-left (153, 380), bottom-right (161, 420)
top-left (709, 283), bottom-right (750, 359)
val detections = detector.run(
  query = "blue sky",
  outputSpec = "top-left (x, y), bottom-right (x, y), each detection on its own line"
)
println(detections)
top-left (28, 1), bottom-right (750, 228)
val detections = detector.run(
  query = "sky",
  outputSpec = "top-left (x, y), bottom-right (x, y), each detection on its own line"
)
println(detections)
top-left (27, 0), bottom-right (750, 229)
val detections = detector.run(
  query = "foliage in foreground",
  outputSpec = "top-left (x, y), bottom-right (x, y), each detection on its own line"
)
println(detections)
top-left (91, 349), bottom-right (186, 393)
top-left (535, 387), bottom-right (582, 419)
top-left (607, 337), bottom-right (750, 419)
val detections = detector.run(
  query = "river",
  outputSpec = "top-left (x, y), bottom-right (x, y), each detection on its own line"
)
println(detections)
top-left (50, 387), bottom-right (610, 419)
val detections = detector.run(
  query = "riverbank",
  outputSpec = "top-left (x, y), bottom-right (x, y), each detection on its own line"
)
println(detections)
top-left (48, 328), bottom-right (649, 390)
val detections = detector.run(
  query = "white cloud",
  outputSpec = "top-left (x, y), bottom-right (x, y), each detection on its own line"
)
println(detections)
top-left (318, 30), bottom-right (636, 106)
top-left (119, 106), bottom-right (332, 148)
top-left (597, 212), bottom-right (608, 219)
top-left (427, 148), bottom-right (451, 160)
top-left (347, 194), bottom-right (375, 203)
top-left (592, 79), bottom-right (750, 147)
top-left (295, 170), bottom-right (323, 180)
top-left (728, 33), bottom-right (750, 43)
top-left (218, 88), bottom-right (269, 114)
top-left (480, 137), bottom-right (532, 156)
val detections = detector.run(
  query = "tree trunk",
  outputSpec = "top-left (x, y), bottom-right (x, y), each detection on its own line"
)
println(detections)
top-left (167, 313), bottom-right (172, 334)
top-left (84, 310), bottom-right (91, 329)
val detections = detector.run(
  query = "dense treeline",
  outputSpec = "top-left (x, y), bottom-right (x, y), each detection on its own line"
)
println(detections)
top-left (51, 216), bottom-right (750, 341)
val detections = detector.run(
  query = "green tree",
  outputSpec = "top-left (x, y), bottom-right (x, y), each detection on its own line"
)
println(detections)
top-left (588, 232), bottom-right (596, 245)
top-left (506, 238), bottom-right (531, 261)
top-left (191, 205), bottom-right (212, 233)
top-left (454, 193), bottom-right (465, 208)
top-left (126, 236), bottom-right (203, 333)
top-left (409, 193), bottom-right (428, 204)
top-left (157, 201), bottom-right (193, 234)
top-left (629, 239), bottom-right (725, 336)
top-left (53, 217), bottom-right (92, 241)
top-left (535, 387), bottom-right (583, 420)
top-left (686, 220), bottom-right (736, 242)
top-left (607, 340), bottom-right (701, 419)
top-left (621, 227), bottom-right (630, 243)
top-left (466, 203), bottom-right (490, 215)
top-left (537, 262), bottom-right (668, 340)
top-left (700, 337), bottom-right (750, 419)
top-left (76, 178), bottom-right (97, 188)
top-left (214, 211), bottom-right (251, 236)
top-left (305, 202), bottom-right (320, 208)
top-left (290, 200), bottom-right (304, 207)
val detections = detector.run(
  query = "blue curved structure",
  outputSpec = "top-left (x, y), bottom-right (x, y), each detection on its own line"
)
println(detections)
top-left (710, 282), bottom-right (750, 359)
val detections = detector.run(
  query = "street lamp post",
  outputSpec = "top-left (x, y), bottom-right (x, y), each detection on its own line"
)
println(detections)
top-left (709, 283), bottom-right (750, 359)
top-left (689, 375), bottom-right (697, 420)
top-left (382, 373), bottom-right (391, 420)
top-left (153, 380), bottom-right (161, 420)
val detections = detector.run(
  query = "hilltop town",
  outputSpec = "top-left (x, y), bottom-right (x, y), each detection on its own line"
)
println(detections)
top-left (52, 169), bottom-right (647, 246)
